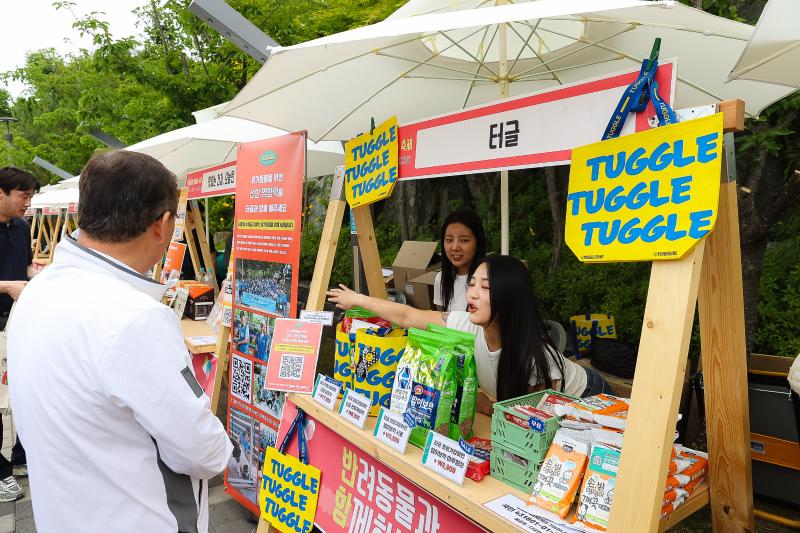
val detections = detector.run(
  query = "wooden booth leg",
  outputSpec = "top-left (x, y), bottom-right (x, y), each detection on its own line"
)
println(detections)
top-left (697, 138), bottom-right (755, 532)
top-left (352, 205), bottom-right (387, 300)
top-left (190, 200), bottom-right (220, 293)
top-left (209, 323), bottom-right (231, 416)
top-left (306, 168), bottom-right (346, 311)
top-left (608, 241), bottom-right (706, 532)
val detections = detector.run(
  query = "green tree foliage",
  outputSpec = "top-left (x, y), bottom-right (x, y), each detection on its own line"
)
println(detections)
top-left (0, 0), bottom-right (797, 356)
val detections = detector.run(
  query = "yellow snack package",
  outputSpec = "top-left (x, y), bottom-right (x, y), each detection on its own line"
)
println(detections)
top-left (528, 430), bottom-right (590, 518)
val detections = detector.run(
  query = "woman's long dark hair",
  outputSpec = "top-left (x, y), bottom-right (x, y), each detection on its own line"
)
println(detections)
top-left (439, 210), bottom-right (487, 310)
top-left (481, 256), bottom-right (566, 401)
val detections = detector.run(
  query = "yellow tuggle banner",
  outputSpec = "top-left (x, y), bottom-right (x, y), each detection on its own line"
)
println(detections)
top-left (344, 116), bottom-right (399, 208)
top-left (565, 113), bottom-right (723, 263)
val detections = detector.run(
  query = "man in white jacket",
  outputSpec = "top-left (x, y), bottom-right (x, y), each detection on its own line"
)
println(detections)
top-left (7, 150), bottom-right (232, 533)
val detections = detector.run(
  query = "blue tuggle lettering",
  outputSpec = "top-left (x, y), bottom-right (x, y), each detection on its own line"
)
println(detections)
top-left (581, 213), bottom-right (706, 246)
top-left (688, 210), bottom-right (713, 238)
top-left (583, 133), bottom-right (720, 181)
top-left (695, 132), bottom-right (719, 163)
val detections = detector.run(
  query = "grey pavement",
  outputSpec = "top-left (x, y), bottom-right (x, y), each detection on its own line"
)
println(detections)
top-left (0, 414), bottom-right (259, 533)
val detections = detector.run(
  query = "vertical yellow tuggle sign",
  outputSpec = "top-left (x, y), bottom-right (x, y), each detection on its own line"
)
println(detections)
top-left (565, 113), bottom-right (723, 263)
top-left (258, 446), bottom-right (321, 533)
top-left (344, 116), bottom-right (399, 208)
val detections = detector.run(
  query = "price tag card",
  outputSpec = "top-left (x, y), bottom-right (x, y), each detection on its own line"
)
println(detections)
top-left (311, 374), bottom-right (342, 411)
top-left (337, 389), bottom-right (370, 429)
top-left (300, 310), bottom-right (334, 326)
top-left (373, 407), bottom-right (412, 454)
top-left (421, 431), bottom-right (469, 485)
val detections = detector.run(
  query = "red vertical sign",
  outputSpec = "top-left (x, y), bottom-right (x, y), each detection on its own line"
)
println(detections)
top-left (226, 132), bottom-right (306, 513)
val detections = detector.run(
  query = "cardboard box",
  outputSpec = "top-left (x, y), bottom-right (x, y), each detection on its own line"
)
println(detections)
top-left (391, 240), bottom-right (439, 301)
top-left (407, 269), bottom-right (440, 310)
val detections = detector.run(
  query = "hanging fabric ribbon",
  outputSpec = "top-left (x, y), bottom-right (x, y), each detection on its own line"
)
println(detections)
top-left (278, 408), bottom-right (309, 464)
top-left (601, 38), bottom-right (676, 141)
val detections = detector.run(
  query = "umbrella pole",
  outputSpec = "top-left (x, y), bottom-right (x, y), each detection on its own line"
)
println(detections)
top-left (498, 0), bottom-right (510, 255)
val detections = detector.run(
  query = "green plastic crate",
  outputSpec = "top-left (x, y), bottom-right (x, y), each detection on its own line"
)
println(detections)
top-left (491, 389), bottom-right (576, 458)
top-left (490, 441), bottom-right (542, 493)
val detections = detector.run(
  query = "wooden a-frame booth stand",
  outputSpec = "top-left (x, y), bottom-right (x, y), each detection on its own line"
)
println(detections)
top-left (254, 100), bottom-right (754, 532)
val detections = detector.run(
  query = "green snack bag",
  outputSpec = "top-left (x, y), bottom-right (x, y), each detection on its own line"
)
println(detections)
top-left (427, 324), bottom-right (477, 441)
top-left (401, 328), bottom-right (456, 449)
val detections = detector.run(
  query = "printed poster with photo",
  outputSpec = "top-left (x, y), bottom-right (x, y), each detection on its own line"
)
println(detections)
top-left (225, 132), bottom-right (306, 514)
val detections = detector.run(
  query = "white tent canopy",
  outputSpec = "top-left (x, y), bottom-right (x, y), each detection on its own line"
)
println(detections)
top-left (126, 115), bottom-right (344, 179)
top-left (221, 0), bottom-right (794, 142)
top-left (728, 0), bottom-right (800, 88)
top-left (31, 187), bottom-right (79, 208)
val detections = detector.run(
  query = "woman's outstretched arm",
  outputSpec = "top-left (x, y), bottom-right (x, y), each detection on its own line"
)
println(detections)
top-left (327, 284), bottom-right (446, 330)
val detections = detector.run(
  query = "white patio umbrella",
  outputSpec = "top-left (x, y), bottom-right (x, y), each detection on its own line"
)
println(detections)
top-left (221, 0), bottom-right (793, 142)
top-left (221, 0), bottom-right (795, 253)
top-left (728, 0), bottom-right (800, 88)
top-left (126, 115), bottom-right (344, 179)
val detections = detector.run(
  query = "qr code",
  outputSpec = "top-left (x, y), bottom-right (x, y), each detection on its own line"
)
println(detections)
top-left (230, 354), bottom-right (253, 403)
top-left (278, 355), bottom-right (304, 381)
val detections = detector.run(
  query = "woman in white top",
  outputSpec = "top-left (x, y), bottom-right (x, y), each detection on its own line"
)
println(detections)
top-left (433, 210), bottom-right (486, 311)
top-left (329, 255), bottom-right (610, 414)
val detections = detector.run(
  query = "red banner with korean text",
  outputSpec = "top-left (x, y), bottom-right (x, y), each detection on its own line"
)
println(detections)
top-left (186, 160), bottom-right (237, 199)
top-left (276, 400), bottom-right (484, 532)
top-left (225, 132), bottom-right (306, 513)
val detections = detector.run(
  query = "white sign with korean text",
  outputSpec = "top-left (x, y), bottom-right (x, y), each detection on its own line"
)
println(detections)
top-left (484, 494), bottom-right (582, 533)
top-left (373, 407), bottom-right (412, 454)
top-left (421, 432), bottom-right (468, 485)
top-left (300, 310), bottom-right (334, 326)
top-left (398, 61), bottom-right (677, 180)
top-left (311, 374), bottom-right (341, 411)
top-left (338, 388), bottom-right (370, 429)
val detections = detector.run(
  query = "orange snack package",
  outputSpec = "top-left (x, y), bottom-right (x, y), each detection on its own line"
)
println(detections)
top-left (528, 430), bottom-right (590, 519)
top-left (555, 394), bottom-right (629, 423)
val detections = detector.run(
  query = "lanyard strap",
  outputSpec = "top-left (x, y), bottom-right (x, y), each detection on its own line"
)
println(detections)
top-left (602, 39), bottom-right (676, 140)
top-left (278, 408), bottom-right (309, 464)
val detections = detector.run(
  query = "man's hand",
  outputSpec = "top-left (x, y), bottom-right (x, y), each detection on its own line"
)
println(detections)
top-left (0, 280), bottom-right (28, 301)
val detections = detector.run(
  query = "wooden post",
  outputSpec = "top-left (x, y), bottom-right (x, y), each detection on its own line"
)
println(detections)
top-left (608, 241), bottom-right (705, 532)
top-left (209, 323), bottom-right (232, 415)
top-left (306, 168), bottom-right (346, 311)
top-left (697, 122), bottom-right (755, 530)
top-left (184, 212), bottom-right (203, 281)
top-left (352, 205), bottom-right (387, 300)
top-left (49, 211), bottom-right (64, 260)
top-left (30, 211), bottom-right (38, 243)
top-left (190, 200), bottom-right (219, 292)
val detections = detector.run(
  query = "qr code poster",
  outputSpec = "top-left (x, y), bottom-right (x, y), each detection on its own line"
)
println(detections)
top-left (230, 354), bottom-right (253, 404)
top-left (264, 318), bottom-right (323, 394)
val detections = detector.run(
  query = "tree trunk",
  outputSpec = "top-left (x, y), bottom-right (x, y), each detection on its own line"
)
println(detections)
top-left (545, 167), bottom-right (564, 275)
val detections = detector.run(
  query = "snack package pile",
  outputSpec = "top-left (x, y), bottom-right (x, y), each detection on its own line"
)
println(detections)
top-left (528, 429), bottom-right (591, 519)
top-left (334, 308), bottom-right (395, 394)
top-left (427, 324), bottom-right (478, 441)
top-left (526, 395), bottom-right (708, 531)
top-left (464, 437), bottom-right (491, 482)
top-left (390, 328), bottom-right (456, 448)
